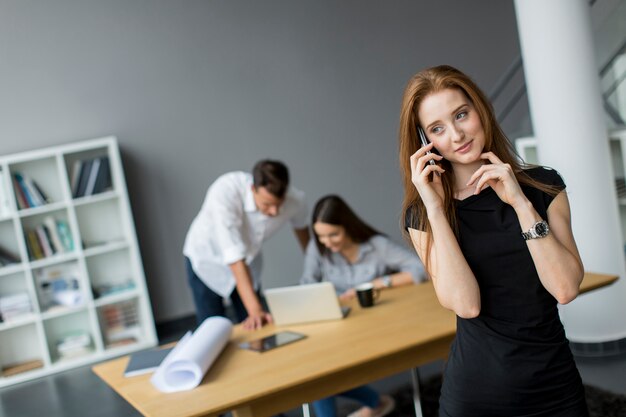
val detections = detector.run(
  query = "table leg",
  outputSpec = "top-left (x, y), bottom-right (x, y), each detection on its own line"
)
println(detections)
top-left (301, 403), bottom-right (311, 417)
top-left (410, 368), bottom-right (423, 417)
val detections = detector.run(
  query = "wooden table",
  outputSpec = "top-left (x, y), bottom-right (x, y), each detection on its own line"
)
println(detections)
top-left (92, 272), bottom-right (617, 417)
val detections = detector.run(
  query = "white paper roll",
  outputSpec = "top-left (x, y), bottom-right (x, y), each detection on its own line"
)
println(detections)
top-left (151, 316), bottom-right (232, 392)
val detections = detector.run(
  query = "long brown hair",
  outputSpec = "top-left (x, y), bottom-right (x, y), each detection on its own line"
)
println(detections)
top-left (398, 65), bottom-right (557, 271)
top-left (312, 195), bottom-right (380, 258)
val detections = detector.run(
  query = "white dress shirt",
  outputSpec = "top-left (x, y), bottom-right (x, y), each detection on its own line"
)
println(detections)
top-left (183, 171), bottom-right (307, 297)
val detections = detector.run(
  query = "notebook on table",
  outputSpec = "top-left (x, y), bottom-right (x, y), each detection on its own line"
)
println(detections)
top-left (124, 347), bottom-right (173, 377)
top-left (264, 282), bottom-right (350, 326)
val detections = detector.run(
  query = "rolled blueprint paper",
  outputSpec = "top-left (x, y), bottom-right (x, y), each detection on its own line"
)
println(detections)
top-left (151, 316), bottom-right (232, 392)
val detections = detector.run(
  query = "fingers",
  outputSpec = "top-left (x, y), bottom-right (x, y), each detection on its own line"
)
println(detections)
top-left (467, 161), bottom-right (512, 187)
top-left (480, 151), bottom-right (504, 165)
top-left (411, 154), bottom-right (445, 182)
top-left (339, 288), bottom-right (357, 302)
top-left (472, 171), bottom-right (501, 194)
top-left (410, 146), bottom-right (443, 174)
top-left (243, 313), bottom-right (269, 330)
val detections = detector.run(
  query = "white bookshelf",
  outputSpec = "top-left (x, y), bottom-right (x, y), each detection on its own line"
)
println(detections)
top-left (0, 136), bottom-right (157, 387)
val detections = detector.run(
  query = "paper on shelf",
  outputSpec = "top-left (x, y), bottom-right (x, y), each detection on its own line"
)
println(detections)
top-left (150, 316), bottom-right (232, 393)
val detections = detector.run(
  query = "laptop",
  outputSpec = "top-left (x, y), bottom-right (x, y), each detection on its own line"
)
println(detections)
top-left (264, 282), bottom-right (350, 326)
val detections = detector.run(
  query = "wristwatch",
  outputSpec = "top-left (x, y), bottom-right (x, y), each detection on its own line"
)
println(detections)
top-left (521, 220), bottom-right (550, 240)
top-left (382, 275), bottom-right (393, 288)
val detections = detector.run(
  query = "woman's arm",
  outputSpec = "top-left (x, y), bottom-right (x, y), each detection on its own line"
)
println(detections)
top-left (372, 272), bottom-right (414, 289)
top-left (300, 240), bottom-right (323, 285)
top-left (514, 191), bottom-right (584, 304)
top-left (371, 237), bottom-right (426, 289)
top-left (468, 153), bottom-right (584, 304)
top-left (408, 214), bottom-right (481, 318)
top-left (409, 142), bottom-right (481, 318)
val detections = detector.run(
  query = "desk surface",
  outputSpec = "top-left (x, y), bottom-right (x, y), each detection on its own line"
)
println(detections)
top-left (92, 272), bottom-right (617, 417)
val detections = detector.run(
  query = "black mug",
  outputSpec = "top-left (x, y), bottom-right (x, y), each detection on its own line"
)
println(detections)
top-left (356, 283), bottom-right (380, 308)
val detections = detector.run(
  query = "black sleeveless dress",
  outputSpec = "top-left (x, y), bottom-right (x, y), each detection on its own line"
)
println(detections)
top-left (407, 167), bottom-right (588, 417)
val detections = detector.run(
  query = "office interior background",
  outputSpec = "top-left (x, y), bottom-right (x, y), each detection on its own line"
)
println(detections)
top-left (1, 0), bottom-right (626, 415)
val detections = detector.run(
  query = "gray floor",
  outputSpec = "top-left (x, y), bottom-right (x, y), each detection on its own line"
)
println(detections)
top-left (1, 331), bottom-right (625, 417)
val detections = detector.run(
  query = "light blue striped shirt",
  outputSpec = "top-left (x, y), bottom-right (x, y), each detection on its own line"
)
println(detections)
top-left (300, 235), bottom-right (425, 294)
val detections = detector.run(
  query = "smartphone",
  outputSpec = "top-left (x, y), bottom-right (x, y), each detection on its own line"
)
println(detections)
top-left (239, 331), bottom-right (307, 353)
top-left (418, 126), bottom-right (436, 166)
top-left (418, 126), bottom-right (439, 175)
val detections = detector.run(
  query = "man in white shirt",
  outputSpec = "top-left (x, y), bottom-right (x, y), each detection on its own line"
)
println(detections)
top-left (183, 160), bottom-right (309, 330)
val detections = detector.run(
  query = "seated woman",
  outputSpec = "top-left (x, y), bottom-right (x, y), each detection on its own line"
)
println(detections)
top-left (301, 195), bottom-right (425, 417)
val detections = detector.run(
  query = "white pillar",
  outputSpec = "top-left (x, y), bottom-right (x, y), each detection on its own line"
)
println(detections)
top-left (515, 0), bottom-right (626, 342)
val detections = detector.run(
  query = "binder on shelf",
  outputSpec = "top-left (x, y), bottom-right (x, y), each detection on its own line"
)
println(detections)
top-left (72, 156), bottom-right (112, 198)
top-left (91, 157), bottom-right (112, 195)
top-left (43, 217), bottom-right (65, 254)
top-left (84, 158), bottom-right (101, 197)
top-left (70, 160), bottom-right (83, 198)
top-left (74, 159), bottom-right (93, 198)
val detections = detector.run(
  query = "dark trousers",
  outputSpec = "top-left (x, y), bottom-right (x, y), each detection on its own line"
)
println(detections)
top-left (185, 257), bottom-right (263, 326)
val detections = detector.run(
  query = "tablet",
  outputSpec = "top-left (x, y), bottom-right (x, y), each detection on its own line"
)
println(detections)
top-left (239, 331), bottom-right (306, 352)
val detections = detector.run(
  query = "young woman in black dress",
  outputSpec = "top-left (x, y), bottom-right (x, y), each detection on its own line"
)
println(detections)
top-left (399, 65), bottom-right (589, 416)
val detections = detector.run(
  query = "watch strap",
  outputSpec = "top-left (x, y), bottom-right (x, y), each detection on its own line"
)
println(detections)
top-left (522, 220), bottom-right (549, 241)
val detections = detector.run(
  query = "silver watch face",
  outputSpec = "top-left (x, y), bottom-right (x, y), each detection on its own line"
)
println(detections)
top-left (534, 221), bottom-right (549, 237)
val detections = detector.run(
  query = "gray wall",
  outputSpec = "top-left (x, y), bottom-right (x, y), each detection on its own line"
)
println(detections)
top-left (0, 0), bottom-right (522, 322)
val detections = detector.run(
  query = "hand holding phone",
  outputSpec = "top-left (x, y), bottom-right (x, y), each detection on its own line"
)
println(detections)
top-left (418, 126), bottom-right (440, 175)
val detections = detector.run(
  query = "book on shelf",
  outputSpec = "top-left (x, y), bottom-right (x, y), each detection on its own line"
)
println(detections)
top-left (100, 301), bottom-right (141, 346)
top-left (35, 226), bottom-right (54, 258)
top-left (25, 230), bottom-right (44, 260)
top-left (74, 159), bottom-right (93, 198)
top-left (83, 157), bottom-right (101, 197)
top-left (70, 160), bottom-right (83, 198)
top-left (56, 220), bottom-right (74, 251)
top-left (0, 292), bottom-right (32, 322)
top-left (12, 175), bottom-right (28, 209)
top-left (56, 331), bottom-right (93, 359)
top-left (1, 359), bottom-right (44, 377)
top-left (0, 245), bottom-right (20, 266)
top-left (92, 280), bottom-right (136, 299)
top-left (72, 156), bottom-right (112, 198)
top-left (92, 156), bottom-right (111, 195)
top-left (24, 219), bottom-right (74, 261)
top-left (43, 216), bottom-right (64, 254)
top-left (12, 172), bottom-right (49, 209)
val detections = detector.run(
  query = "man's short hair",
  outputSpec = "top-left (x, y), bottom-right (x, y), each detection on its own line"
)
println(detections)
top-left (252, 160), bottom-right (290, 198)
